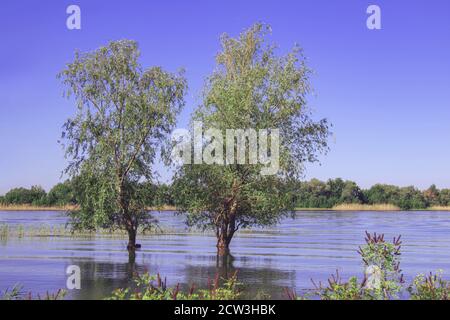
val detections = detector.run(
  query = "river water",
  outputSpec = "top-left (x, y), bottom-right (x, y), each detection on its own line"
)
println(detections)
top-left (1, 210), bottom-right (450, 299)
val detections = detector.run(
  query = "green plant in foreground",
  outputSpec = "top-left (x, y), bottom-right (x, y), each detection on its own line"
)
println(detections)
top-left (308, 232), bottom-right (404, 300)
top-left (0, 285), bottom-right (22, 300)
top-left (358, 232), bottom-right (404, 299)
top-left (1, 285), bottom-right (66, 300)
top-left (408, 271), bottom-right (450, 300)
top-left (108, 272), bottom-right (242, 300)
top-left (310, 271), bottom-right (366, 300)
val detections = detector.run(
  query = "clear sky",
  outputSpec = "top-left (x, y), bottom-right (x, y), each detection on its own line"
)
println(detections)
top-left (1, 0), bottom-right (449, 194)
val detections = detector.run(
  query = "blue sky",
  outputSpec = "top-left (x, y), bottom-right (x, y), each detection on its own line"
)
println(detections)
top-left (1, 0), bottom-right (449, 194)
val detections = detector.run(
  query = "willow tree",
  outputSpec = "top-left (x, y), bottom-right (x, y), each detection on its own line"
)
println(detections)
top-left (59, 40), bottom-right (186, 253)
top-left (173, 24), bottom-right (330, 257)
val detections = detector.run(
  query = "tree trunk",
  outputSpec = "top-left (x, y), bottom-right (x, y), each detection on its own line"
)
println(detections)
top-left (217, 234), bottom-right (230, 257)
top-left (216, 209), bottom-right (238, 257)
top-left (216, 252), bottom-right (234, 275)
top-left (128, 247), bottom-right (136, 265)
top-left (127, 228), bottom-right (137, 251)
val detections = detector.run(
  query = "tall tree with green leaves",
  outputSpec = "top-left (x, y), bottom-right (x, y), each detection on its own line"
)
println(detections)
top-left (173, 24), bottom-right (330, 257)
top-left (59, 40), bottom-right (186, 253)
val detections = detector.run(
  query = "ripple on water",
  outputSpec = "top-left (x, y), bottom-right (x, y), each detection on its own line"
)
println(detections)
top-left (1, 210), bottom-right (450, 299)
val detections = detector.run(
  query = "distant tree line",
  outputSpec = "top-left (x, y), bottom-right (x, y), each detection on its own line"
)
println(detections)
top-left (293, 178), bottom-right (450, 210)
top-left (0, 183), bottom-right (74, 207)
top-left (0, 180), bottom-right (174, 208)
top-left (1, 178), bottom-right (449, 211)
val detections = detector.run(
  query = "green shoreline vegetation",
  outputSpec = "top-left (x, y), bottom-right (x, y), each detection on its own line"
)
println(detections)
top-left (1, 178), bottom-right (450, 212)
top-left (0, 204), bottom-right (177, 212)
top-left (2, 204), bottom-right (450, 212)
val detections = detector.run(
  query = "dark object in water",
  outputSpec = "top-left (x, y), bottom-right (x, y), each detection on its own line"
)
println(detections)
top-left (127, 243), bottom-right (142, 250)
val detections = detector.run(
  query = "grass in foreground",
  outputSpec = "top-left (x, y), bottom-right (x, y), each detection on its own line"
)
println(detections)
top-left (108, 272), bottom-right (242, 300)
top-left (0, 285), bottom-right (66, 300)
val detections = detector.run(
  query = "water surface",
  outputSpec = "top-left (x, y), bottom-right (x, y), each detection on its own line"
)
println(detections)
top-left (1, 210), bottom-right (450, 299)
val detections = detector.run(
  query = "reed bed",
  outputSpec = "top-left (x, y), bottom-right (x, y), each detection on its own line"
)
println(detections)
top-left (0, 204), bottom-right (176, 212)
top-left (0, 204), bottom-right (77, 211)
top-left (332, 203), bottom-right (401, 211)
top-left (428, 206), bottom-right (450, 211)
top-left (0, 224), bottom-right (174, 240)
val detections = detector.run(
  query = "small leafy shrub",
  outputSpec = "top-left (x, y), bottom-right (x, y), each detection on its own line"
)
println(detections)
top-left (108, 272), bottom-right (242, 300)
top-left (408, 271), bottom-right (450, 300)
top-left (309, 232), bottom-right (404, 300)
top-left (312, 271), bottom-right (365, 300)
top-left (358, 232), bottom-right (404, 299)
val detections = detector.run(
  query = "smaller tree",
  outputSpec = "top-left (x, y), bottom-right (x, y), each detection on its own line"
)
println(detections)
top-left (438, 189), bottom-right (450, 206)
top-left (423, 184), bottom-right (440, 206)
top-left (3, 186), bottom-right (47, 205)
top-left (47, 180), bottom-right (75, 206)
top-left (340, 181), bottom-right (364, 204)
top-left (59, 40), bottom-right (186, 253)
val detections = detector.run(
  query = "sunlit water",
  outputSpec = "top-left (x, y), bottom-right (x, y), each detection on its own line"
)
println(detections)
top-left (1, 210), bottom-right (450, 299)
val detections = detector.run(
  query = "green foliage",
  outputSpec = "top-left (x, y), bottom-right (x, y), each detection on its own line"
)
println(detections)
top-left (0, 285), bottom-right (66, 300)
top-left (58, 40), bottom-right (186, 247)
top-left (138, 182), bottom-right (174, 207)
top-left (358, 232), bottom-right (404, 299)
top-left (294, 178), bottom-right (364, 208)
top-left (292, 179), bottom-right (449, 210)
top-left (396, 186), bottom-right (428, 210)
top-left (173, 24), bottom-right (330, 253)
top-left (358, 233), bottom-right (402, 274)
top-left (108, 272), bottom-right (241, 300)
top-left (46, 180), bottom-right (76, 206)
top-left (437, 189), bottom-right (450, 206)
top-left (310, 232), bottom-right (404, 300)
top-left (408, 271), bottom-right (450, 300)
top-left (423, 184), bottom-right (439, 205)
top-left (340, 181), bottom-right (364, 204)
top-left (0, 181), bottom-right (174, 209)
top-left (155, 183), bottom-right (175, 207)
top-left (0, 285), bottom-right (22, 300)
top-left (2, 186), bottom-right (47, 206)
top-left (0, 182), bottom-right (74, 207)
top-left (313, 273), bottom-right (367, 300)
top-left (364, 184), bottom-right (427, 210)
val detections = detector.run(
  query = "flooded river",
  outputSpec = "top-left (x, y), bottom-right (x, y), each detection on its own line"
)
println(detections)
top-left (1, 210), bottom-right (450, 299)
